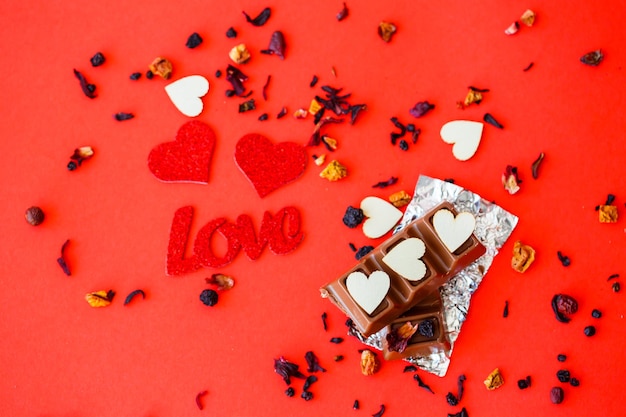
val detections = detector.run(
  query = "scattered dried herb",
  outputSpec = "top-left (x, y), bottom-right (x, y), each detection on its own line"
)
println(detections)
top-left (411, 128), bottom-right (421, 144)
top-left (229, 44), bottom-right (251, 64)
top-left (557, 251), bottom-right (571, 267)
top-left (195, 390), bottom-right (208, 410)
top-left (403, 365), bottom-right (418, 373)
top-left (239, 99), bottom-right (256, 113)
top-left (484, 368), bottom-right (504, 390)
top-left (503, 300), bottom-right (509, 318)
top-left (337, 2), bottom-right (349, 21)
top-left (85, 290), bottom-right (115, 307)
top-left (25, 206), bottom-right (45, 226)
top-left (580, 50), bottom-right (603, 66)
top-left (343, 206), bottom-right (364, 228)
top-left (321, 312), bottom-right (328, 331)
top-left (517, 376), bottom-right (531, 389)
top-left (301, 390), bottom-right (313, 401)
top-left (330, 337), bottom-right (344, 344)
top-left (531, 152), bottom-right (545, 179)
top-left (372, 404), bottom-right (386, 417)
top-left (149, 57), bottom-right (173, 79)
top-left (274, 357), bottom-right (306, 385)
top-left (199, 289), bottom-right (218, 306)
top-left (243, 7), bottom-right (271, 26)
top-left (114, 112), bottom-right (134, 121)
top-left (277, 107), bottom-right (288, 119)
top-left (457, 374), bottom-right (466, 400)
top-left (285, 387), bottom-right (295, 397)
top-left (334, 355), bottom-right (344, 361)
top-left (378, 22), bottom-right (397, 42)
top-left (360, 349), bottom-right (380, 375)
top-left (124, 289), bottom-right (146, 305)
top-left (552, 294), bottom-right (578, 323)
top-left (584, 325), bottom-right (596, 337)
top-left (258, 113), bottom-right (269, 121)
top-left (372, 177), bottom-right (398, 188)
top-left (308, 116), bottom-right (343, 146)
top-left (591, 309), bottom-right (602, 319)
top-left (413, 373), bottom-right (434, 394)
top-left (225, 27), bottom-right (237, 39)
top-left (353, 399), bottom-right (360, 410)
top-left (502, 165), bottom-right (521, 194)
top-left (550, 386), bottom-right (564, 404)
top-left (186, 32), bottom-right (203, 48)
top-left (260, 31), bottom-right (286, 59)
top-left (305, 351), bottom-right (326, 373)
top-left (446, 392), bottom-right (459, 406)
top-left (448, 408), bottom-right (469, 417)
top-left (57, 239), bottom-right (71, 276)
top-left (409, 101), bottom-right (435, 118)
top-left (523, 62), bottom-right (534, 72)
top-left (556, 369), bottom-right (570, 383)
top-left (355, 246), bottom-right (374, 260)
top-left (320, 135), bottom-right (337, 151)
top-left (67, 146), bottom-right (94, 171)
top-left (399, 139), bottom-right (409, 151)
top-left (130, 72), bottom-right (142, 80)
top-left (309, 75), bottom-right (319, 88)
top-left (302, 375), bottom-right (318, 391)
top-left (557, 354), bottom-right (567, 362)
top-left (612, 282), bottom-right (620, 292)
top-left (608, 273), bottom-right (620, 280)
top-left (73, 69), bottom-right (96, 99)
top-left (226, 65), bottom-right (249, 96)
top-left (570, 378), bottom-right (580, 387)
top-left (90, 52), bottom-right (105, 67)
top-left (483, 113), bottom-right (504, 129)
top-left (390, 117), bottom-right (407, 145)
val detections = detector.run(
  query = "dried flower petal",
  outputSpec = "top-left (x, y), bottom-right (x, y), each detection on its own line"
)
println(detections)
top-left (372, 177), bottom-right (398, 188)
top-left (531, 152), bottom-right (545, 179)
top-left (409, 101), bottom-right (435, 118)
top-left (57, 239), bottom-right (72, 276)
top-left (598, 205), bottom-right (618, 223)
top-left (226, 65), bottom-right (249, 96)
top-left (85, 290), bottom-right (115, 308)
top-left (149, 57), bottom-right (173, 79)
top-left (260, 31), bottom-right (286, 59)
top-left (320, 160), bottom-right (347, 181)
top-left (511, 240), bottom-right (535, 273)
top-left (73, 69), bottom-right (97, 99)
top-left (460, 87), bottom-right (485, 108)
top-left (274, 356), bottom-right (306, 385)
top-left (386, 322), bottom-right (418, 353)
top-left (124, 289), bottom-right (146, 305)
top-left (483, 113), bottom-right (503, 129)
top-left (313, 154), bottom-right (326, 166)
top-left (413, 373), bottom-right (434, 393)
top-left (389, 190), bottom-right (411, 208)
top-left (378, 22), bottom-right (397, 42)
top-left (336, 2), bottom-right (349, 21)
top-left (372, 404), bottom-right (386, 417)
top-left (229, 44), bottom-right (251, 64)
top-left (505, 21), bottom-right (520, 35)
top-left (360, 349), bottom-right (380, 375)
top-left (502, 165), bottom-right (521, 194)
top-left (520, 9), bottom-right (536, 26)
top-left (293, 109), bottom-right (308, 119)
top-left (114, 112), bottom-right (134, 121)
top-left (305, 351), bottom-right (326, 373)
top-left (243, 7), bottom-right (271, 26)
top-left (580, 49), bottom-right (603, 66)
top-left (484, 368), bottom-right (504, 390)
top-left (195, 390), bottom-right (208, 410)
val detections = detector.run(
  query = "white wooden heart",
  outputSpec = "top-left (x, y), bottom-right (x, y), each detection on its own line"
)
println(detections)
top-left (345, 270), bottom-right (390, 315)
top-left (433, 209), bottom-right (476, 253)
top-left (382, 238), bottom-right (427, 281)
top-left (440, 120), bottom-right (483, 161)
top-left (360, 196), bottom-right (403, 239)
top-left (165, 75), bottom-right (209, 117)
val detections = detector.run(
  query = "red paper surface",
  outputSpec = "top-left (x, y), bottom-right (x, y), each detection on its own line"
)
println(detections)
top-left (1, 1), bottom-right (625, 416)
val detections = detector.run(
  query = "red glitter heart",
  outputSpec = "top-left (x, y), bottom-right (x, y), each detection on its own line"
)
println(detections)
top-left (148, 121), bottom-right (216, 183)
top-left (234, 133), bottom-right (307, 198)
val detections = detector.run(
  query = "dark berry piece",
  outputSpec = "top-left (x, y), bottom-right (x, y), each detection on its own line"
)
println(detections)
top-left (90, 52), bottom-right (105, 67)
top-left (446, 392), bottom-right (458, 406)
top-left (399, 139), bottom-right (409, 151)
top-left (146, 70), bottom-right (154, 79)
top-left (285, 387), bottom-right (295, 397)
top-left (550, 386), bottom-right (564, 404)
top-left (417, 319), bottom-right (435, 338)
top-left (584, 325), bottom-right (596, 337)
top-left (186, 32), bottom-right (203, 48)
top-left (591, 309), bottom-right (602, 319)
top-left (342, 206), bottom-right (364, 228)
top-left (130, 72), bottom-right (142, 80)
top-left (301, 391), bottom-right (313, 401)
top-left (199, 289), bottom-right (219, 306)
top-left (406, 123), bottom-right (415, 132)
top-left (557, 354), bottom-right (567, 362)
top-left (225, 89), bottom-right (236, 97)
top-left (355, 246), bottom-right (374, 260)
top-left (226, 27), bottom-right (237, 38)
top-left (215, 70), bottom-right (222, 78)
top-left (67, 161), bottom-right (77, 171)
top-left (258, 113), bottom-right (269, 121)
top-left (517, 379), bottom-right (530, 389)
top-left (556, 369), bottom-right (570, 383)
top-left (570, 378), bottom-right (580, 387)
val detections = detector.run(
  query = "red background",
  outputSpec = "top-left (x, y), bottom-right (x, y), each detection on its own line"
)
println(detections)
top-left (1, 1), bottom-right (624, 416)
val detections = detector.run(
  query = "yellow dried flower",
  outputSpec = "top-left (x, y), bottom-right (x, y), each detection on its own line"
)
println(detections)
top-left (520, 9), bottom-right (536, 27)
top-left (313, 154), bottom-right (326, 166)
top-left (320, 160), bottom-right (347, 181)
top-left (599, 205), bottom-right (618, 223)
top-left (484, 368), bottom-right (504, 390)
top-left (511, 241), bottom-right (536, 273)
top-left (85, 290), bottom-right (115, 308)
top-left (321, 136), bottom-right (338, 150)
top-left (293, 109), bottom-right (308, 119)
top-left (360, 349), bottom-right (380, 376)
top-left (389, 190), bottom-right (411, 208)
top-left (309, 99), bottom-right (322, 115)
top-left (378, 22), bottom-right (397, 42)
top-left (463, 88), bottom-right (483, 107)
top-left (149, 57), bottom-right (173, 79)
top-left (229, 44), bottom-right (251, 64)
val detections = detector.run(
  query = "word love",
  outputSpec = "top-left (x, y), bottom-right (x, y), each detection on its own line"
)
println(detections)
top-left (166, 206), bottom-right (303, 275)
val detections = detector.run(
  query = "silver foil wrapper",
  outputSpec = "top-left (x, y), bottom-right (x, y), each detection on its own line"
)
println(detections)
top-left (348, 175), bottom-right (518, 376)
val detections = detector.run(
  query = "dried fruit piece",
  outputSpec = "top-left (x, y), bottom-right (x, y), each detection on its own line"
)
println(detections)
top-left (502, 165), bottom-right (521, 194)
top-left (598, 205), bottom-right (618, 223)
top-left (90, 52), bottom-right (105, 67)
top-left (551, 294), bottom-right (578, 323)
top-left (580, 50), bottom-right (603, 66)
top-left (583, 325), bottom-right (596, 337)
top-left (313, 154), bottom-right (326, 166)
top-left (85, 290), bottom-right (115, 307)
top-left (229, 44), bottom-right (251, 64)
top-left (520, 9), bottom-right (536, 26)
top-left (200, 289), bottom-right (219, 306)
top-left (67, 146), bottom-right (94, 171)
top-left (386, 322), bottom-right (418, 353)
top-left (505, 21), bottom-right (520, 35)
top-left (343, 206), bottom-right (364, 228)
top-left (25, 206), bottom-right (45, 226)
top-left (378, 22), bottom-right (397, 42)
top-left (550, 386), bottom-right (564, 404)
top-left (409, 101), bottom-right (435, 118)
top-left (320, 160), bottom-right (347, 181)
top-left (321, 136), bottom-right (337, 151)
top-left (206, 273), bottom-right (235, 291)
top-left (389, 190), bottom-right (411, 208)
top-left (360, 349), bottom-right (380, 375)
top-left (511, 240), bottom-right (535, 273)
top-left (186, 32), bottom-right (203, 48)
top-left (293, 108), bottom-right (308, 119)
top-left (484, 368), bottom-right (504, 390)
top-left (149, 57), bottom-right (173, 79)
top-left (309, 99), bottom-right (323, 115)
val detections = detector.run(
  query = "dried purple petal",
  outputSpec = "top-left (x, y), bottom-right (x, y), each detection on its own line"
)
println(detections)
top-left (457, 374), bottom-right (466, 400)
top-left (557, 251), bottom-right (571, 267)
top-left (308, 116), bottom-right (343, 146)
top-left (353, 399), bottom-right (360, 409)
top-left (262, 75), bottom-right (271, 101)
top-left (403, 365), bottom-right (418, 373)
top-left (226, 65), bottom-right (249, 96)
top-left (409, 101), bottom-right (435, 118)
top-left (277, 107), bottom-right (287, 119)
top-left (372, 176), bottom-right (398, 188)
top-left (580, 50), bottom-right (603, 66)
top-left (302, 375), bottom-right (318, 391)
top-left (483, 113), bottom-right (503, 129)
top-left (446, 392), bottom-right (459, 406)
top-left (413, 373), bottom-right (434, 394)
top-left (531, 152), bottom-right (545, 179)
top-left (260, 31), bottom-right (286, 59)
top-left (124, 289), bottom-right (146, 305)
top-left (305, 351), bottom-right (326, 373)
top-left (73, 69), bottom-right (96, 99)
top-left (349, 104), bottom-right (366, 124)
top-left (523, 62), bottom-right (534, 72)
top-left (355, 246), bottom-right (374, 260)
top-left (336, 3), bottom-right (349, 21)
top-left (330, 337), bottom-right (343, 344)
top-left (448, 407), bottom-right (469, 417)
top-left (57, 239), bottom-right (71, 276)
top-left (372, 404), bottom-right (386, 417)
top-left (274, 357), bottom-right (306, 385)
top-left (195, 390), bottom-right (208, 410)
top-left (503, 300), bottom-right (509, 317)
top-left (114, 112), bottom-right (134, 121)
top-left (243, 7), bottom-right (271, 26)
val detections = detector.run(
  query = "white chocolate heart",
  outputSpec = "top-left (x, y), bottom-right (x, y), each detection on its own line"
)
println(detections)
top-left (165, 75), bottom-right (209, 117)
top-left (345, 270), bottom-right (390, 315)
top-left (433, 209), bottom-right (476, 253)
top-left (360, 196), bottom-right (403, 239)
top-left (382, 238), bottom-right (427, 281)
top-left (440, 120), bottom-right (484, 161)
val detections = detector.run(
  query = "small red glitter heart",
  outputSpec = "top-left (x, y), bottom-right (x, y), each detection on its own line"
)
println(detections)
top-left (234, 133), bottom-right (307, 198)
top-left (148, 121), bottom-right (216, 183)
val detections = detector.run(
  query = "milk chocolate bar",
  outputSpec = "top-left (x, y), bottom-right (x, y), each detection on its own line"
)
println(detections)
top-left (321, 201), bottom-right (485, 337)
top-left (381, 302), bottom-right (450, 361)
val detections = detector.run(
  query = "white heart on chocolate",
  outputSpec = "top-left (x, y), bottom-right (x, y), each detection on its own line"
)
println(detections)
top-left (345, 270), bottom-right (390, 315)
top-left (165, 75), bottom-right (209, 117)
top-left (382, 238), bottom-right (427, 281)
top-left (440, 120), bottom-right (484, 161)
top-left (433, 208), bottom-right (476, 253)
top-left (360, 196), bottom-right (403, 239)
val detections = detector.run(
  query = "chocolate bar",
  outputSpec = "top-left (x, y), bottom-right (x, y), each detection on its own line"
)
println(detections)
top-left (321, 201), bottom-right (485, 337)
top-left (381, 302), bottom-right (450, 361)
